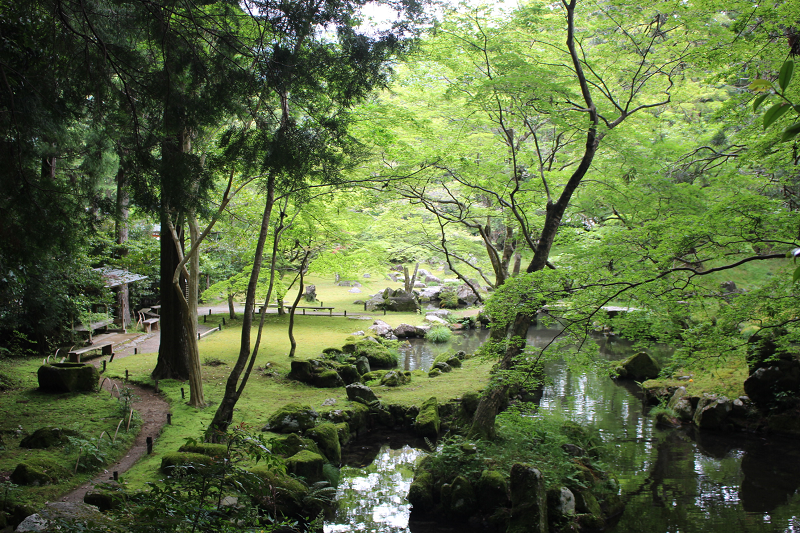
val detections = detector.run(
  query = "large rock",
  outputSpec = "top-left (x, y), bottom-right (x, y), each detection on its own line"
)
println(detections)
top-left (20, 427), bottom-right (82, 449)
top-left (369, 319), bottom-right (393, 338)
top-left (744, 358), bottom-right (800, 406)
top-left (286, 450), bottom-right (325, 483)
top-left (37, 363), bottom-right (98, 393)
top-left (264, 403), bottom-right (319, 433)
top-left (394, 323), bottom-right (423, 338)
top-left (418, 286), bottom-right (443, 300)
top-left (456, 285), bottom-right (480, 306)
top-left (414, 397), bottom-right (440, 439)
top-left (380, 370), bottom-right (409, 387)
top-left (508, 464), bottom-right (547, 533)
top-left (449, 475), bottom-right (477, 519)
top-left (667, 386), bottom-right (696, 422)
top-left (15, 502), bottom-right (112, 532)
top-left (305, 422), bottom-right (341, 464)
top-left (345, 383), bottom-right (379, 405)
top-left (693, 396), bottom-right (732, 430)
top-left (613, 352), bottom-right (660, 381)
top-left (477, 469), bottom-right (510, 513)
top-left (407, 472), bottom-right (435, 514)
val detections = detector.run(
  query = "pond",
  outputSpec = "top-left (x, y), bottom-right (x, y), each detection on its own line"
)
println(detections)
top-left (325, 327), bottom-right (800, 533)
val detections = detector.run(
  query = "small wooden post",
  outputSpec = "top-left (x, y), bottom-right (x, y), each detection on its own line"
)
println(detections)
top-left (208, 309), bottom-right (212, 316)
top-left (146, 437), bottom-right (153, 454)
top-left (154, 380), bottom-right (159, 393)
top-left (222, 317), bottom-right (225, 326)
top-left (181, 388), bottom-right (185, 399)
top-left (167, 413), bottom-right (172, 425)
top-left (102, 360), bottom-right (107, 372)
top-left (203, 315), bottom-right (207, 323)
top-left (113, 471), bottom-right (119, 481)
top-left (125, 369), bottom-right (129, 381)
top-left (134, 348), bottom-right (138, 355)
top-left (198, 333), bottom-right (201, 340)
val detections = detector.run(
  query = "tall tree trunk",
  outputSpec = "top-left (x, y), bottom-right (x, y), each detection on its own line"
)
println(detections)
top-left (115, 165), bottom-right (131, 328)
top-left (153, 208), bottom-right (191, 380)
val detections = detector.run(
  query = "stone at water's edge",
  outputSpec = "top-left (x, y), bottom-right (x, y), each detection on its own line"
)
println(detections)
top-left (306, 422), bottom-right (342, 464)
top-left (508, 463), bottom-right (547, 533)
top-left (286, 450), bottom-right (325, 483)
top-left (613, 352), bottom-right (660, 381)
top-left (414, 397), bottom-right (440, 439)
top-left (263, 403), bottom-right (319, 433)
top-left (693, 396), bottom-right (732, 430)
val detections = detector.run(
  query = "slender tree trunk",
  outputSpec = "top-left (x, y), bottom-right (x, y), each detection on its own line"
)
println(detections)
top-left (183, 212), bottom-right (205, 407)
top-left (288, 251), bottom-right (311, 358)
top-left (115, 165), bottom-right (131, 328)
top-left (469, 0), bottom-right (600, 440)
top-left (227, 293), bottom-right (236, 319)
top-left (209, 174), bottom-right (276, 435)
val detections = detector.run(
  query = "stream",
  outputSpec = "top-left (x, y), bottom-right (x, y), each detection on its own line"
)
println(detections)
top-left (324, 327), bottom-right (800, 533)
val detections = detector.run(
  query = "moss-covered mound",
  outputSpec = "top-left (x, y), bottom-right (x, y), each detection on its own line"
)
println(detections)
top-left (264, 403), bottom-right (319, 433)
top-left (343, 339), bottom-right (398, 369)
top-left (407, 414), bottom-right (622, 531)
top-left (160, 452), bottom-right (215, 474)
top-left (37, 363), bottom-right (99, 393)
top-left (20, 427), bottom-right (83, 449)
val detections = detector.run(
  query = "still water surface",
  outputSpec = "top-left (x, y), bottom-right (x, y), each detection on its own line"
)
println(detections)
top-left (325, 327), bottom-right (800, 533)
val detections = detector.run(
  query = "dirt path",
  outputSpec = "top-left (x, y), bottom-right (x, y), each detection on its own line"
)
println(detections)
top-left (61, 329), bottom-right (170, 502)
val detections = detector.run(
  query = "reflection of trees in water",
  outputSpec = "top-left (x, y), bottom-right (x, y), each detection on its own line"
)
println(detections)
top-left (613, 430), bottom-right (800, 532)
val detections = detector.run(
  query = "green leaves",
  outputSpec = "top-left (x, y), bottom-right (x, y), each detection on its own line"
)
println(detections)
top-left (779, 59), bottom-right (795, 92)
top-left (752, 93), bottom-right (770, 111)
top-left (763, 102), bottom-right (791, 129)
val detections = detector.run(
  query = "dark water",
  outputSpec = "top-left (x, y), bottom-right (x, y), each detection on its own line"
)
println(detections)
top-left (326, 327), bottom-right (800, 533)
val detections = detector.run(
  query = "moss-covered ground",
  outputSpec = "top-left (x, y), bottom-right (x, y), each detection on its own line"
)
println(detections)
top-left (0, 272), bottom-right (492, 508)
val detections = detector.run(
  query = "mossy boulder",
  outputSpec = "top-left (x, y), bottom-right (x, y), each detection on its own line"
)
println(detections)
top-left (305, 422), bottom-right (341, 464)
top-left (450, 475), bottom-right (477, 519)
top-left (334, 364), bottom-right (361, 385)
top-left (414, 397), bottom-right (440, 439)
top-left (428, 368), bottom-right (442, 378)
top-left (613, 352), bottom-right (660, 381)
top-left (334, 422), bottom-right (351, 447)
top-left (324, 402), bottom-right (370, 435)
top-left (314, 369), bottom-right (345, 388)
top-left (264, 403), bottom-right (319, 433)
top-left (354, 356), bottom-right (371, 375)
top-left (178, 442), bottom-right (228, 458)
top-left (407, 471), bottom-right (435, 514)
top-left (285, 450), bottom-right (325, 483)
top-left (83, 483), bottom-right (125, 512)
top-left (352, 341), bottom-right (398, 369)
top-left (381, 370), bottom-right (409, 387)
top-left (361, 370), bottom-right (388, 383)
top-left (508, 463), bottom-right (547, 533)
top-left (287, 360), bottom-right (315, 382)
top-left (477, 469), bottom-right (509, 513)
top-left (20, 427), bottom-right (82, 449)
top-left (272, 433), bottom-right (322, 458)
top-left (11, 463), bottom-right (57, 486)
top-left (37, 363), bottom-right (99, 393)
top-left (460, 392), bottom-right (481, 416)
top-left (345, 383), bottom-right (379, 406)
top-left (433, 362), bottom-right (452, 373)
top-left (160, 452), bottom-right (215, 474)
top-left (248, 465), bottom-right (308, 517)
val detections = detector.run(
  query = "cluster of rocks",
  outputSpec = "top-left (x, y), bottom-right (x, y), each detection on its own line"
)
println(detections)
top-left (651, 387), bottom-right (755, 431)
top-left (364, 314), bottom-right (460, 341)
top-left (408, 424), bottom-right (623, 532)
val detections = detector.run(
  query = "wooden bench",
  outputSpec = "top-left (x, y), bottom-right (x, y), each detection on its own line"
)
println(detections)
top-left (137, 310), bottom-right (160, 333)
top-left (68, 342), bottom-right (113, 363)
top-left (257, 304), bottom-right (335, 316)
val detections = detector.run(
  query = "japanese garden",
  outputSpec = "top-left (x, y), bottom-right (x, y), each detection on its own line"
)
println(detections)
top-left (1, 0), bottom-right (800, 531)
